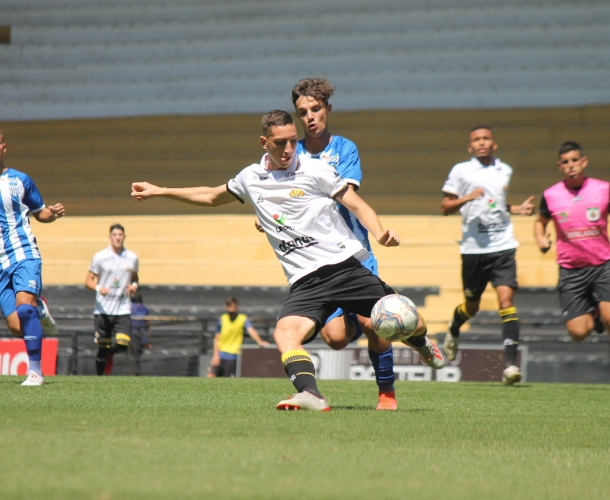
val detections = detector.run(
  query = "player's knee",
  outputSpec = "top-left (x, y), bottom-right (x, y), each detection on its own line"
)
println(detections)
top-left (326, 338), bottom-right (349, 350)
top-left (116, 333), bottom-right (130, 347)
top-left (16, 303), bottom-right (38, 322)
top-left (568, 330), bottom-right (589, 342)
top-left (466, 301), bottom-right (480, 316)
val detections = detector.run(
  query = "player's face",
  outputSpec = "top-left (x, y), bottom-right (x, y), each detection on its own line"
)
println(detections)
top-left (468, 128), bottom-right (497, 159)
top-left (225, 302), bottom-right (238, 317)
top-left (0, 136), bottom-right (6, 163)
top-left (260, 124), bottom-right (298, 170)
top-left (109, 229), bottom-right (125, 250)
top-left (294, 96), bottom-right (331, 138)
top-left (557, 150), bottom-right (587, 182)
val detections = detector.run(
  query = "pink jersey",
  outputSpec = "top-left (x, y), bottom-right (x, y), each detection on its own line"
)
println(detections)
top-left (542, 177), bottom-right (610, 268)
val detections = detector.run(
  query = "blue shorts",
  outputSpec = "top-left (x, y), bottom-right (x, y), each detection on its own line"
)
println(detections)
top-left (324, 252), bottom-right (379, 334)
top-left (0, 259), bottom-right (42, 318)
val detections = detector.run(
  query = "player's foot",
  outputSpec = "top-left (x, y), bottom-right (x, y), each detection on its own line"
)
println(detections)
top-left (37, 297), bottom-right (58, 336)
top-left (21, 371), bottom-right (44, 386)
top-left (592, 308), bottom-right (605, 334)
top-left (276, 391), bottom-right (331, 412)
top-left (103, 354), bottom-right (114, 375)
top-left (502, 365), bottom-right (522, 385)
top-left (443, 332), bottom-right (459, 361)
top-left (376, 391), bottom-right (398, 411)
top-left (403, 337), bottom-right (445, 369)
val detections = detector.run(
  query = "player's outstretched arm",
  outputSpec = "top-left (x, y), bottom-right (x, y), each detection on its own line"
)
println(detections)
top-left (509, 196), bottom-right (535, 216)
top-left (32, 203), bottom-right (65, 223)
top-left (335, 186), bottom-right (399, 247)
top-left (534, 214), bottom-right (552, 254)
top-left (131, 182), bottom-right (236, 207)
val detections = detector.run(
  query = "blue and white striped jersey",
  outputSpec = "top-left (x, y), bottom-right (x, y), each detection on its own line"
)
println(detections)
top-left (0, 168), bottom-right (44, 269)
top-left (297, 136), bottom-right (373, 255)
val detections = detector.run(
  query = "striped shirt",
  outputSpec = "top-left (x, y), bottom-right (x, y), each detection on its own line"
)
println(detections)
top-left (0, 168), bottom-right (44, 269)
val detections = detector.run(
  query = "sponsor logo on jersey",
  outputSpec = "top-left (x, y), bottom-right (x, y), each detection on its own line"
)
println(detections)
top-left (112, 278), bottom-right (121, 288)
top-left (284, 171), bottom-right (304, 178)
top-left (273, 213), bottom-right (287, 225)
top-left (289, 189), bottom-right (305, 198)
top-left (320, 152), bottom-right (340, 166)
top-left (257, 195), bottom-right (264, 204)
top-left (563, 226), bottom-right (602, 241)
top-left (253, 174), bottom-right (268, 181)
top-left (8, 178), bottom-right (23, 198)
top-left (557, 211), bottom-right (569, 223)
top-left (487, 198), bottom-right (498, 210)
top-left (337, 242), bottom-right (345, 249)
top-left (587, 207), bottom-right (601, 222)
top-left (28, 280), bottom-right (37, 290)
top-left (477, 221), bottom-right (507, 233)
top-left (279, 236), bottom-right (318, 255)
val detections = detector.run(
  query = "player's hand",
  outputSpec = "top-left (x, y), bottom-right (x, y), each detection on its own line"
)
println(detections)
top-left (49, 203), bottom-right (65, 218)
top-left (126, 283), bottom-right (139, 297)
top-left (377, 229), bottom-right (400, 247)
top-left (254, 217), bottom-right (264, 233)
top-left (539, 238), bottom-right (552, 254)
top-left (518, 196), bottom-right (535, 216)
top-left (98, 286), bottom-right (110, 296)
top-left (467, 188), bottom-right (485, 201)
top-left (258, 341), bottom-right (270, 347)
top-left (131, 182), bottom-right (160, 200)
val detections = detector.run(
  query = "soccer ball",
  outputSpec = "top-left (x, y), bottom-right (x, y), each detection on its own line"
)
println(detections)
top-left (370, 294), bottom-right (419, 342)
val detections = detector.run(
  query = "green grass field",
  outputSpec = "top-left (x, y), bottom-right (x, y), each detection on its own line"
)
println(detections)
top-left (1, 376), bottom-right (608, 500)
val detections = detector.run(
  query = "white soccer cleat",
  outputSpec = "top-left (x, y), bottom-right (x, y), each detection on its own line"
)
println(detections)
top-left (37, 297), bottom-right (58, 336)
top-left (502, 365), bottom-right (522, 385)
top-left (403, 337), bottom-right (446, 369)
top-left (276, 391), bottom-right (331, 412)
top-left (444, 333), bottom-right (459, 361)
top-left (21, 371), bottom-right (44, 386)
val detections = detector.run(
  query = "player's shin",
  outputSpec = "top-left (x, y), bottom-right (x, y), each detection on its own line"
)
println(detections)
top-left (500, 307), bottom-right (520, 366)
top-left (281, 350), bottom-right (323, 399)
top-left (17, 304), bottom-right (44, 376)
top-left (369, 346), bottom-right (395, 392)
top-left (450, 302), bottom-right (473, 337)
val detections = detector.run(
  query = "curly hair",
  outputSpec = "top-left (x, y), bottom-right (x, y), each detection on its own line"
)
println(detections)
top-left (291, 77), bottom-right (335, 107)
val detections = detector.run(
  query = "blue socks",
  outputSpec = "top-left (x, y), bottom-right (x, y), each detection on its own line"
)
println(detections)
top-left (369, 346), bottom-right (395, 392)
top-left (17, 304), bottom-right (43, 376)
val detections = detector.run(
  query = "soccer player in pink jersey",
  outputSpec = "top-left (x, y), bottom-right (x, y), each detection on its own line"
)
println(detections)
top-left (535, 141), bottom-right (610, 342)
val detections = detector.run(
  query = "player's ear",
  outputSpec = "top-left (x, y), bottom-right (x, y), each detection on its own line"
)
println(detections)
top-left (260, 136), bottom-right (268, 150)
top-left (581, 156), bottom-right (588, 169)
top-left (327, 103), bottom-right (332, 114)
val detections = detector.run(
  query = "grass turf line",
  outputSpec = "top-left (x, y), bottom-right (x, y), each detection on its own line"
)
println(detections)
top-left (1, 376), bottom-right (609, 500)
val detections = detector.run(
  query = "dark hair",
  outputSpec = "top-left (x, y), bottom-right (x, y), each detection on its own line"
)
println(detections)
top-left (225, 296), bottom-right (238, 307)
top-left (132, 293), bottom-right (143, 303)
top-left (109, 223), bottom-right (125, 233)
top-left (261, 110), bottom-right (293, 136)
top-left (558, 141), bottom-right (583, 158)
top-left (469, 125), bottom-right (493, 133)
top-left (291, 77), bottom-right (335, 107)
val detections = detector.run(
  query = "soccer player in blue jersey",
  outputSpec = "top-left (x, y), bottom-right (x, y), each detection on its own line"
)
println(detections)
top-left (289, 78), bottom-right (443, 409)
top-left (0, 130), bottom-right (62, 386)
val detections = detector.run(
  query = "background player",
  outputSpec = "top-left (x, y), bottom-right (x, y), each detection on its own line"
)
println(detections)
top-left (85, 224), bottom-right (139, 375)
top-left (441, 125), bottom-right (534, 385)
top-left (208, 296), bottom-right (269, 378)
top-left (132, 110), bottom-right (443, 411)
top-left (534, 141), bottom-right (610, 341)
top-left (290, 77), bottom-right (398, 410)
top-left (0, 129), bottom-right (62, 386)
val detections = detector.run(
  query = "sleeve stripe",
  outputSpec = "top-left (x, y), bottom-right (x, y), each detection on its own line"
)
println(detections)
top-left (225, 183), bottom-right (245, 204)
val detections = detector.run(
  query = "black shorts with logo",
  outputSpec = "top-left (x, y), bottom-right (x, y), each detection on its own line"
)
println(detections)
top-left (461, 249), bottom-right (518, 302)
top-left (278, 256), bottom-right (395, 342)
top-left (558, 260), bottom-right (610, 322)
top-left (94, 314), bottom-right (132, 341)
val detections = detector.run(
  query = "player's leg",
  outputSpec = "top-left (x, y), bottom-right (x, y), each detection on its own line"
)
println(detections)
top-left (491, 250), bottom-right (522, 384)
top-left (557, 265), bottom-right (597, 342)
top-left (105, 315), bottom-right (131, 375)
top-left (445, 254), bottom-right (487, 361)
top-left (319, 309), bottom-right (356, 350)
top-left (591, 261), bottom-right (610, 335)
top-left (94, 315), bottom-right (113, 375)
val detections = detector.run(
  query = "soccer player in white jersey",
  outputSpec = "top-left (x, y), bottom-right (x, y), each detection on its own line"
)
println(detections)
top-left (290, 77), bottom-right (399, 411)
top-left (85, 224), bottom-right (139, 375)
top-left (0, 130), bottom-right (62, 386)
top-left (132, 110), bottom-right (444, 411)
top-left (441, 126), bottom-right (534, 385)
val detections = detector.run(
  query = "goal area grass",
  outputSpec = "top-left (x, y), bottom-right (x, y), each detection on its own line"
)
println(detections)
top-left (1, 376), bottom-right (608, 499)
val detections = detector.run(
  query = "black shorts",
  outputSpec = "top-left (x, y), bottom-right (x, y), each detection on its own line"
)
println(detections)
top-left (94, 314), bottom-right (131, 343)
top-left (212, 358), bottom-right (237, 377)
top-left (461, 249), bottom-right (518, 302)
top-left (558, 260), bottom-right (610, 322)
top-left (278, 257), bottom-right (394, 341)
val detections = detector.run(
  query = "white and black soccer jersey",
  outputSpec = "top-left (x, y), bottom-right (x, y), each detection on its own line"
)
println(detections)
top-left (89, 246), bottom-right (139, 315)
top-left (227, 153), bottom-right (369, 285)
top-left (442, 157), bottom-right (518, 255)
top-left (0, 168), bottom-right (45, 268)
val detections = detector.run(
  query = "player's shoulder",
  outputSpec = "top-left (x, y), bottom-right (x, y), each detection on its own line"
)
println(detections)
top-left (298, 153), bottom-right (332, 171)
top-left (494, 158), bottom-right (513, 173)
top-left (449, 160), bottom-right (472, 172)
top-left (92, 247), bottom-right (109, 261)
top-left (331, 135), bottom-right (359, 153)
top-left (3, 168), bottom-right (33, 183)
top-left (125, 248), bottom-right (139, 260)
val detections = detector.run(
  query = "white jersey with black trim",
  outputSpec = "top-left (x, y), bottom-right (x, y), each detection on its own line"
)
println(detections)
top-left (89, 246), bottom-right (139, 315)
top-left (442, 157), bottom-right (518, 255)
top-left (227, 153), bottom-right (368, 285)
